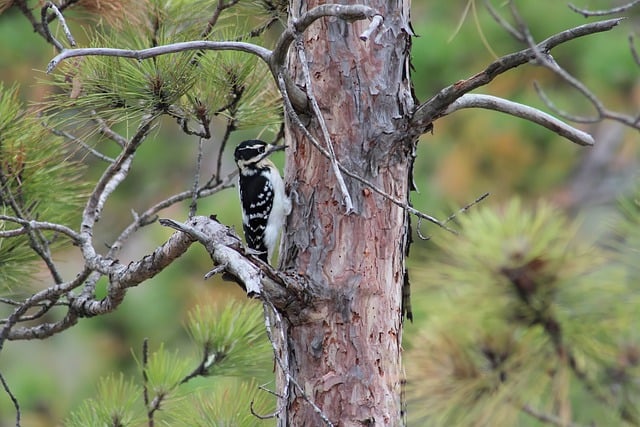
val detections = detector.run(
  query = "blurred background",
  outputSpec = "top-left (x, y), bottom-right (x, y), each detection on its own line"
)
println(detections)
top-left (0, 0), bottom-right (638, 425)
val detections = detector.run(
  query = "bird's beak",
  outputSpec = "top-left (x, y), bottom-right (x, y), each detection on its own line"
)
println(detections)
top-left (258, 144), bottom-right (287, 162)
top-left (265, 144), bottom-right (287, 155)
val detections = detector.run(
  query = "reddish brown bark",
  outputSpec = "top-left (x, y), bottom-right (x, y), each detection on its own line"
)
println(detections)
top-left (278, 0), bottom-right (416, 425)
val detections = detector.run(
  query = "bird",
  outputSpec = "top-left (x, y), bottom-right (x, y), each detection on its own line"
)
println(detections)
top-left (234, 139), bottom-right (291, 264)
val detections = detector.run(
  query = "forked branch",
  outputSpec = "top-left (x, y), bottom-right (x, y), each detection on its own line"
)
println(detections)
top-left (410, 18), bottom-right (623, 135)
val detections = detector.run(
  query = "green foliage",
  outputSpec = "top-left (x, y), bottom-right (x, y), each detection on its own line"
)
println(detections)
top-left (407, 200), bottom-right (640, 426)
top-left (195, 51), bottom-right (282, 130)
top-left (64, 301), bottom-right (272, 426)
top-left (186, 300), bottom-right (272, 377)
top-left (168, 379), bottom-right (274, 426)
top-left (142, 343), bottom-right (193, 397)
top-left (43, 0), bottom-right (282, 141)
top-left (65, 373), bottom-right (143, 427)
top-left (0, 83), bottom-right (87, 290)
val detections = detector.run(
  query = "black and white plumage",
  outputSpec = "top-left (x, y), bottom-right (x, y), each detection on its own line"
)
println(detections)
top-left (234, 140), bottom-right (291, 263)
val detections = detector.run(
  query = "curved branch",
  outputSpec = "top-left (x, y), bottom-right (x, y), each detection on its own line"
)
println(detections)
top-left (47, 41), bottom-right (273, 74)
top-left (568, 0), bottom-right (640, 17)
top-left (443, 94), bottom-right (595, 146)
top-left (41, 2), bottom-right (76, 52)
top-left (0, 215), bottom-right (81, 241)
top-left (45, 4), bottom-right (379, 113)
top-left (410, 18), bottom-right (623, 134)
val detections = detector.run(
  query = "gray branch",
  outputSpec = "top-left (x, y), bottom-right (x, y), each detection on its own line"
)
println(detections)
top-left (443, 94), bottom-right (595, 146)
top-left (47, 41), bottom-right (272, 74)
top-left (410, 18), bottom-right (623, 135)
top-left (45, 4), bottom-right (378, 113)
top-left (568, 0), bottom-right (640, 17)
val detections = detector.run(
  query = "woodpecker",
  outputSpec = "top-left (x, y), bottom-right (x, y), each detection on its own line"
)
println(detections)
top-left (234, 139), bottom-right (291, 264)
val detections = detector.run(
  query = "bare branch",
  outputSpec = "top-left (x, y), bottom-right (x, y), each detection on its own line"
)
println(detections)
top-left (46, 125), bottom-right (115, 163)
top-left (91, 112), bottom-right (128, 148)
top-left (410, 18), bottom-right (623, 133)
top-left (71, 219), bottom-right (197, 317)
top-left (568, 0), bottom-right (640, 17)
top-left (107, 173), bottom-right (236, 256)
top-left (80, 114), bottom-right (156, 259)
top-left (359, 15), bottom-right (384, 41)
top-left (483, 0), bottom-right (524, 42)
top-left (189, 137), bottom-right (205, 218)
top-left (0, 215), bottom-right (81, 242)
top-left (508, 6), bottom-right (640, 130)
top-left (40, 2), bottom-right (76, 52)
top-left (202, 0), bottom-right (240, 38)
top-left (0, 267), bottom-right (92, 345)
top-left (0, 373), bottom-right (20, 427)
top-left (443, 192), bottom-right (491, 226)
top-left (443, 94), bottom-right (595, 146)
top-left (159, 217), bottom-right (262, 295)
top-left (47, 41), bottom-right (272, 74)
top-left (0, 173), bottom-right (65, 284)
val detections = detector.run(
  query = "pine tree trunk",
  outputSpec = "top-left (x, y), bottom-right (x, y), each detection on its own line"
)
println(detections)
top-left (278, 0), bottom-right (416, 424)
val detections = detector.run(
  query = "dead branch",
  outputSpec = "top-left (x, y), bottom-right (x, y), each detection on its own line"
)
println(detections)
top-left (410, 18), bottom-right (623, 134)
top-left (443, 94), bottom-right (595, 146)
top-left (568, 0), bottom-right (640, 17)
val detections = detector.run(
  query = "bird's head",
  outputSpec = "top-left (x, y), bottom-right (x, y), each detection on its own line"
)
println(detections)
top-left (234, 139), bottom-right (286, 170)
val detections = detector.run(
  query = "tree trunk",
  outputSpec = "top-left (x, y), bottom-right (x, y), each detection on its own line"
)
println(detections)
top-left (279, 0), bottom-right (416, 424)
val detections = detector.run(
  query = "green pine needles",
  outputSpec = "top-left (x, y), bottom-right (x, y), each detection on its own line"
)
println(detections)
top-left (65, 301), bottom-right (273, 427)
top-left (407, 198), bottom-right (640, 426)
top-left (0, 83), bottom-right (87, 291)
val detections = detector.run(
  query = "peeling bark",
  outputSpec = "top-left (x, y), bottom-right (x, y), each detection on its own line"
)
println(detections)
top-left (279, 0), bottom-right (416, 424)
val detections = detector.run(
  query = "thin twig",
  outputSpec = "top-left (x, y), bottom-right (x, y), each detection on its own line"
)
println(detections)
top-left (40, 2), bottom-right (76, 52)
top-left (189, 137), bottom-right (205, 218)
top-left (533, 82), bottom-right (600, 124)
top-left (295, 37), bottom-right (354, 213)
top-left (214, 86), bottom-right (242, 184)
top-left (0, 267), bottom-right (91, 347)
top-left (250, 398), bottom-right (282, 419)
top-left (521, 403), bottom-right (588, 427)
top-left (201, 0), bottom-right (240, 39)
top-left (0, 215), bottom-right (81, 243)
top-left (46, 125), bottom-right (115, 163)
top-left (483, 0), bottom-right (524, 42)
top-left (509, 6), bottom-right (640, 130)
top-left (91, 112), bottom-right (128, 148)
top-left (107, 173), bottom-right (235, 256)
top-left (568, 0), bottom-right (640, 17)
top-left (410, 18), bottom-right (624, 133)
top-left (443, 192), bottom-right (490, 225)
top-left (0, 175), bottom-right (65, 284)
top-left (142, 338), bottom-right (153, 427)
top-left (0, 373), bottom-right (20, 427)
